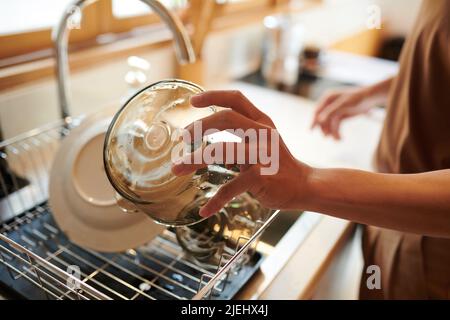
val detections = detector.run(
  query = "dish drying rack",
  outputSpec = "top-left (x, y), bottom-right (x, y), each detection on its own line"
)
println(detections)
top-left (0, 117), bottom-right (279, 300)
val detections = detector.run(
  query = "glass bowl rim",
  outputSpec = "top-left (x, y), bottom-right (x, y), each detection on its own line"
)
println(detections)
top-left (103, 78), bottom-right (206, 206)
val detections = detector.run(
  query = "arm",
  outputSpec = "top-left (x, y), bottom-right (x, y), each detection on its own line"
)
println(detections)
top-left (304, 167), bottom-right (450, 238)
top-left (312, 76), bottom-right (395, 140)
top-left (362, 76), bottom-right (394, 104)
top-left (172, 90), bottom-right (450, 239)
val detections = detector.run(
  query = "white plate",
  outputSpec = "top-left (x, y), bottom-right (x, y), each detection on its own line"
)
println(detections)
top-left (49, 107), bottom-right (165, 252)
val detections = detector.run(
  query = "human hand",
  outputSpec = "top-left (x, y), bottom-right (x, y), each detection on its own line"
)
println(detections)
top-left (311, 87), bottom-right (375, 140)
top-left (171, 90), bottom-right (312, 218)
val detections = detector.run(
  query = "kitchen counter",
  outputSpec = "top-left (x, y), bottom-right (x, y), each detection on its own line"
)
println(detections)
top-left (214, 80), bottom-right (384, 171)
top-left (241, 50), bottom-right (399, 101)
top-left (211, 80), bottom-right (386, 299)
top-left (0, 48), bottom-right (394, 299)
top-left (0, 85), bottom-right (377, 300)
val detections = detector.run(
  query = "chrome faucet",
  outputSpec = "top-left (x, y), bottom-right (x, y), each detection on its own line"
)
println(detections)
top-left (52, 0), bottom-right (196, 119)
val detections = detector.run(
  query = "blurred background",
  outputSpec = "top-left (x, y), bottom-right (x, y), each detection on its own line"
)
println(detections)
top-left (0, 0), bottom-right (426, 300)
top-left (0, 0), bottom-right (421, 140)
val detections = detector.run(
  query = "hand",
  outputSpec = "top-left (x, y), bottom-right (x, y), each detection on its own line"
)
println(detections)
top-left (311, 87), bottom-right (374, 140)
top-left (171, 90), bottom-right (312, 218)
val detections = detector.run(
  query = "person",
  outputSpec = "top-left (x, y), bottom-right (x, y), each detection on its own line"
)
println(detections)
top-left (172, 0), bottom-right (450, 299)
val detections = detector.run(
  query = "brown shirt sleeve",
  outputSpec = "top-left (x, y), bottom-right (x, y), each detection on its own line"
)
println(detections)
top-left (375, 0), bottom-right (450, 174)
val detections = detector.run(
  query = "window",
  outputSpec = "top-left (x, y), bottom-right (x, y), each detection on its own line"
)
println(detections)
top-left (0, 0), bottom-right (75, 35)
top-left (112, 0), bottom-right (188, 18)
top-left (0, 0), bottom-right (294, 66)
top-left (104, 0), bottom-right (189, 35)
top-left (0, 0), bottom-right (101, 61)
top-left (0, 0), bottom-right (192, 62)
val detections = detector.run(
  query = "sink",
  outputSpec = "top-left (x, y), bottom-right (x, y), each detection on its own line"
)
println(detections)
top-left (259, 210), bottom-right (303, 246)
top-left (240, 69), bottom-right (353, 101)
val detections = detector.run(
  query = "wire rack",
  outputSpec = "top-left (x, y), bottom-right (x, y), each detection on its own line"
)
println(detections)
top-left (0, 117), bottom-right (276, 300)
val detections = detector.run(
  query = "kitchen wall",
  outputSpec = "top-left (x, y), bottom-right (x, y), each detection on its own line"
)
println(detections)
top-left (0, 0), bottom-right (420, 140)
top-left (0, 24), bottom-right (264, 140)
top-left (374, 0), bottom-right (422, 37)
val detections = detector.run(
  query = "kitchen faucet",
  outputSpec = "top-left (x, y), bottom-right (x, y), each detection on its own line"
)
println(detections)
top-left (52, 0), bottom-right (196, 119)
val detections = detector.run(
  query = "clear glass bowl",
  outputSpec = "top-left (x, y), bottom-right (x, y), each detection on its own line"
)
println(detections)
top-left (103, 79), bottom-right (229, 226)
top-left (175, 192), bottom-right (271, 264)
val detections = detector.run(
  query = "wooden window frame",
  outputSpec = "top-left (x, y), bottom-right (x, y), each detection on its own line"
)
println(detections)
top-left (0, 0), bottom-right (279, 63)
top-left (0, 0), bottom-right (321, 91)
top-left (0, 1), bottom-right (103, 61)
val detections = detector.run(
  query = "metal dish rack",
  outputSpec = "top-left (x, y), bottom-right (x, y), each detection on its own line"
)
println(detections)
top-left (0, 117), bottom-right (279, 300)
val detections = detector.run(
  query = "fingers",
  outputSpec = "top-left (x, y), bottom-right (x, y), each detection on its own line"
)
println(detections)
top-left (185, 109), bottom-right (267, 142)
top-left (190, 90), bottom-right (268, 121)
top-left (318, 101), bottom-right (344, 137)
top-left (171, 142), bottom-right (252, 176)
top-left (171, 148), bottom-right (206, 176)
top-left (329, 115), bottom-right (343, 140)
top-left (315, 95), bottom-right (352, 139)
top-left (199, 168), bottom-right (257, 217)
top-left (171, 142), bottom-right (260, 176)
top-left (311, 91), bottom-right (340, 129)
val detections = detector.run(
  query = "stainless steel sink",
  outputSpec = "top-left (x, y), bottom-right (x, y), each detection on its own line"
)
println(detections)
top-left (240, 69), bottom-right (353, 101)
top-left (259, 210), bottom-right (303, 246)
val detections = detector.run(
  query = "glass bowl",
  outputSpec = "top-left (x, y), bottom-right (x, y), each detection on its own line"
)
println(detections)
top-left (103, 79), bottom-right (230, 226)
top-left (175, 192), bottom-right (271, 265)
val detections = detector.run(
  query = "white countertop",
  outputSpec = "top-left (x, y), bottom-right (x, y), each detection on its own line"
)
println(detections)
top-left (213, 50), bottom-right (398, 170)
top-left (214, 80), bottom-right (385, 171)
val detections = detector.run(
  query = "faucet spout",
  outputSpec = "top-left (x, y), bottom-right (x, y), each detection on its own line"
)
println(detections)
top-left (52, 0), bottom-right (195, 119)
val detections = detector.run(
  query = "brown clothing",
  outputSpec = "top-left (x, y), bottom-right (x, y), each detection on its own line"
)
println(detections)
top-left (360, 0), bottom-right (450, 299)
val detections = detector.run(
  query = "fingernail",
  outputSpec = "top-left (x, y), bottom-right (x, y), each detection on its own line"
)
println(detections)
top-left (199, 206), bottom-right (214, 218)
top-left (183, 123), bottom-right (193, 132)
top-left (190, 94), bottom-right (202, 106)
top-left (173, 157), bottom-right (184, 165)
top-left (171, 163), bottom-right (184, 176)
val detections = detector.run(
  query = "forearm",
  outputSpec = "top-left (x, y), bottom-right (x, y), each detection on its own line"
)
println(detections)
top-left (303, 167), bottom-right (450, 238)
top-left (363, 76), bottom-right (395, 106)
